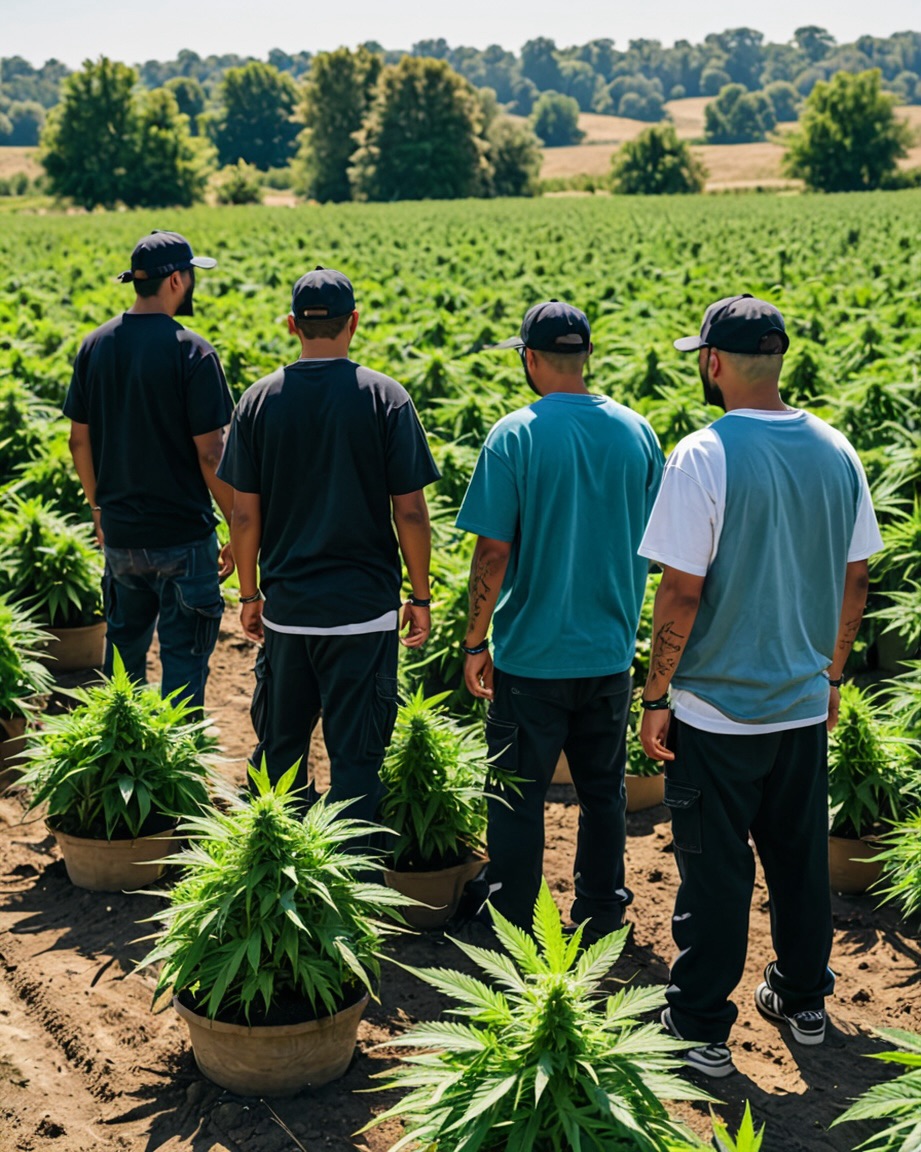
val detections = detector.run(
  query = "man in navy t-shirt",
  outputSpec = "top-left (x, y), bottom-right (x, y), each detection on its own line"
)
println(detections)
top-left (64, 231), bottom-right (235, 710)
top-left (218, 268), bottom-right (440, 821)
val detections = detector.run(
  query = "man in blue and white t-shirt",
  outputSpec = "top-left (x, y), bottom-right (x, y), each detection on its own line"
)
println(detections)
top-left (638, 295), bottom-right (882, 1078)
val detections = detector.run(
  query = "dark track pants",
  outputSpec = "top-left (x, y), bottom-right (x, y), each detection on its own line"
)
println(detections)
top-left (250, 627), bottom-right (399, 824)
top-left (484, 668), bottom-right (633, 932)
top-left (664, 717), bottom-right (835, 1043)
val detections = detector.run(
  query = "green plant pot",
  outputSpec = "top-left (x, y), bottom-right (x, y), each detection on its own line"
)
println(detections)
top-left (383, 853), bottom-right (487, 929)
top-left (48, 821), bottom-right (177, 891)
top-left (41, 619), bottom-right (107, 672)
top-left (828, 834), bottom-right (883, 894)
top-left (173, 991), bottom-right (370, 1096)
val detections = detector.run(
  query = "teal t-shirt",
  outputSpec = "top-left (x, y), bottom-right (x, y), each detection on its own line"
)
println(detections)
top-left (456, 393), bottom-right (663, 678)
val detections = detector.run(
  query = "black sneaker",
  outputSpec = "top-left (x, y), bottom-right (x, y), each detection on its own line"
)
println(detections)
top-left (661, 1008), bottom-right (736, 1078)
top-left (754, 965), bottom-right (826, 1046)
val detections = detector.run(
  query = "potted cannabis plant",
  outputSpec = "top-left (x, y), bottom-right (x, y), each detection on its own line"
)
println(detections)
top-left (140, 764), bottom-right (406, 1097)
top-left (0, 595), bottom-right (53, 787)
top-left (827, 682), bottom-right (918, 893)
top-left (362, 879), bottom-right (712, 1151)
top-left (379, 688), bottom-right (491, 928)
top-left (0, 496), bottom-right (104, 671)
top-left (19, 652), bottom-right (212, 890)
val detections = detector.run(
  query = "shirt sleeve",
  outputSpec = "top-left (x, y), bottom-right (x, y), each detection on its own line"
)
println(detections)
top-left (62, 344), bottom-right (89, 423)
top-left (845, 452), bottom-right (884, 562)
top-left (455, 444), bottom-right (519, 543)
top-left (185, 350), bottom-right (234, 437)
top-left (216, 405), bottom-right (260, 493)
top-left (385, 400), bottom-right (441, 495)
top-left (638, 430), bottom-right (724, 577)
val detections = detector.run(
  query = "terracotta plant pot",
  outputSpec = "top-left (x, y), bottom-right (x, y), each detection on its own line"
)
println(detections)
top-left (625, 771), bottom-right (665, 812)
top-left (174, 992), bottom-right (370, 1096)
top-left (552, 753), bottom-right (572, 785)
top-left (0, 715), bottom-right (28, 791)
top-left (48, 822), bottom-right (176, 891)
top-left (828, 835), bottom-right (883, 894)
top-left (383, 854), bottom-right (487, 929)
top-left (41, 620), bottom-right (107, 673)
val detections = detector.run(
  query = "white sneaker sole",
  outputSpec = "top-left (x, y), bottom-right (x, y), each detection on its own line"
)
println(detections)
top-left (755, 983), bottom-right (826, 1046)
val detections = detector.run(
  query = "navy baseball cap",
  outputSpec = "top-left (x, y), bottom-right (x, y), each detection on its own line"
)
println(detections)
top-left (117, 230), bottom-right (217, 283)
top-left (675, 294), bottom-right (789, 355)
top-left (291, 266), bottom-right (356, 319)
top-left (489, 300), bottom-right (591, 353)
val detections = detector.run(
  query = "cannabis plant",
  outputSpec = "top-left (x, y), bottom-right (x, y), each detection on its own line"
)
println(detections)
top-left (363, 880), bottom-right (711, 1152)
top-left (0, 595), bottom-right (53, 720)
top-left (831, 1029), bottom-right (921, 1152)
top-left (872, 812), bottom-right (921, 919)
top-left (0, 496), bottom-right (102, 627)
top-left (140, 763), bottom-right (407, 1024)
top-left (20, 651), bottom-right (212, 838)
top-left (379, 688), bottom-right (489, 870)
top-left (828, 683), bottom-right (917, 838)
top-left (7, 424), bottom-right (89, 520)
top-left (0, 378), bottom-right (55, 483)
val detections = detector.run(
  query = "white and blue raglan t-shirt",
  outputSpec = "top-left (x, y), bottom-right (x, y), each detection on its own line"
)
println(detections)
top-left (638, 409), bottom-right (883, 735)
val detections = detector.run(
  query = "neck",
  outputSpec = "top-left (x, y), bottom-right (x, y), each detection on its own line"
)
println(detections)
top-left (722, 381), bottom-right (788, 412)
top-left (298, 340), bottom-right (350, 360)
top-left (538, 376), bottom-right (589, 396)
top-left (128, 297), bottom-right (174, 317)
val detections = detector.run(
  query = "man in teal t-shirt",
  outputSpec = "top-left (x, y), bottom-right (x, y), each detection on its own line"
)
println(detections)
top-left (456, 300), bottom-right (663, 933)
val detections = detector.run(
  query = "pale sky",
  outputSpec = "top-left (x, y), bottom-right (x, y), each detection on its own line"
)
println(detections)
top-left (3, 0), bottom-right (919, 68)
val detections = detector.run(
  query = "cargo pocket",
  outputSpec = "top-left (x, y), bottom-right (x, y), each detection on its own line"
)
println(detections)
top-left (176, 577), bottom-right (225, 656)
top-left (664, 779), bottom-right (702, 854)
top-left (250, 646), bottom-right (269, 740)
top-left (485, 714), bottom-right (518, 791)
top-left (364, 674), bottom-right (399, 759)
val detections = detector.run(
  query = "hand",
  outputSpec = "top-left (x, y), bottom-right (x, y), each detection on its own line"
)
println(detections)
top-left (218, 542), bottom-right (235, 581)
top-left (465, 649), bottom-right (494, 700)
top-left (827, 684), bottom-right (840, 732)
top-left (640, 707), bottom-right (674, 762)
top-left (400, 602), bottom-right (430, 648)
top-left (241, 599), bottom-right (264, 644)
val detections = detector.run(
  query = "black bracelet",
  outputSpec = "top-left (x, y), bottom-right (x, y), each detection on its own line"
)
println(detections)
top-left (826, 675), bottom-right (843, 688)
top-left (461, 641), bottom-right (489, 656)
top-left (239, 590), bottom-right (263, 604)
top-left (408, 595), bottom-right (431, 608)
top-left (641, 695), bottom-right (670, 711)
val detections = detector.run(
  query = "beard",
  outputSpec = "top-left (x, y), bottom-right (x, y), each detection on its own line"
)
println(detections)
top-left (699, 358), bottom-right (726, 411)
top-left (521, 353), bottom-right (541, 398)
top-left (176, 271), bottom-right (195, 317)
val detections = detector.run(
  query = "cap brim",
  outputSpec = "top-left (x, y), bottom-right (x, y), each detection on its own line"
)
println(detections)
top-left (190, 256), bottom-right (218, 270)
top-left (484, 336), bottom-right (524, 350)
top-left (674, 335), bottom-right (706, 351)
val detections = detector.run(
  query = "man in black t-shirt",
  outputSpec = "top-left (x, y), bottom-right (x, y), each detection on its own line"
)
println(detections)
top-left (218, 267), bottom-right (440, 820)
top-left (64, 231), bottom-right (235, 711)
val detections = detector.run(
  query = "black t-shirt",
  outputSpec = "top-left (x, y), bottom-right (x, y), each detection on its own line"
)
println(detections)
top-left (63, 313), bottom-right (234, 548)
top-left (217, 358), bottom-right (440, 628)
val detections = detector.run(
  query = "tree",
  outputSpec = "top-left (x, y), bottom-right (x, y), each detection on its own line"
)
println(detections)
top-left (794, 26), bottom-right (836, 64)
top-left (296, 47), bottom-right (381, 202)
top-left (485, 117), bottom-right (542, 197)
top-left (164, 76), bottom-right (205, 132)
top-left (611, 123), bottom-right (706, 194)
top-left (557, 59), bottom-right (602, 112)
top-left (211, 61), bottom-right (300, 169)
top-left (126, 88), bottom-right (211, 207)
top-left (705, 83), bottom-right (776, 143)
top-left (3, 100), bottom-right (44, 145)
top-left (521, 37), bottom-right (562, 92)
top-left (350, 56), bottom-right (487, 202)
top-left (763, 80), bottom-right (801, 122)
top-left (784, 68), bottom-right (912, 191)
top-left (609, 75), bottom-right (665, 121)
top-left (530, 91), bottom-right (584, 146)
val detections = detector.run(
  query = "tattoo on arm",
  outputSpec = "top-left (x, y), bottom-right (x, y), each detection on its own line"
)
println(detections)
top-left (837, 616), bottom-right (862, 653)
top-left (651, 620), bottom-right (686, 681)
top-left (467, 558), bottom-right (493, 633)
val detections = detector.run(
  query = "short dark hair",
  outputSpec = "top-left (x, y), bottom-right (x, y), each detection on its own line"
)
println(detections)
top-left (133, 277), bottom-right (166, 298)
top-left (534, 349), bottom-right (590, 374)
top-left (295, 313), bottom-right (351, 341)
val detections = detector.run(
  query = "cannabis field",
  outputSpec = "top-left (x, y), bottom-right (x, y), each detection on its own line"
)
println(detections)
top-left (1, 192), bottom-right (920, 1152)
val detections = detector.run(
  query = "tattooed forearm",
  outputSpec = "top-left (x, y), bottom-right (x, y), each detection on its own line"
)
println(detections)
top-left (467, 557), bottom-right (493, 633)
top-left (648, 620), bottom-right (686, 686)
top-left (836, 616), bottom-right (861, 653)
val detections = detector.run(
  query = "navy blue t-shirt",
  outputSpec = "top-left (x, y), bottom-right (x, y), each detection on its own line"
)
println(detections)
top-left (218, 358), bottom-right (440, 628)
top-left (63, 313), bottom-right (233, 548)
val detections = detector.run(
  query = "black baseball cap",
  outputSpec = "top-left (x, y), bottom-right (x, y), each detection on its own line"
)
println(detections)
top-left (291, 266), bottom-right (356, 319)
top-left (675, 294), bottom-right (789, 355)
top-left (489, 300), bottom-right (591, 353)
top-left (117, 230), bottom-right (217, 283)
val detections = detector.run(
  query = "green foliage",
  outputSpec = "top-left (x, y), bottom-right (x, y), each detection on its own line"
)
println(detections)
top-left (0, 596), bottom-right (53, 720)
top-left (139, 763), bottom-right (406, 1022)
top-left (20, 651), bottom-right (212, 838)
top-left (363, 879), bottom-right (711, 1151)
top-left (530, 90), bottom-right (584, 147)
top-left (827, 683), bottom-right (918, 837)
top-left (485, 116), bottom-right (542, 198)
top-left (0, 100), bottom-right (45, 145)
top-left (712, 1104), bottom-right (766, 1152)
top-left (763, 81), bottom-right (801, 122)
top-left (611, 124), bottom-right (706, 195)
top-left (350, 56), bottom-right (488, 202)
top-left (380, 688), bottom-right (489, 869)
top-left (784, 69), bottom-right (913, 192)
top-left (872, 812), bottom-right (921, 919)
top-left (0, 377), bottom-right (56, 482)
top-left (126, 88), bottom-right (212, 207)
top-left (6, 423), bottom-right (89, 519)
top-left (831, 1029), bottom-right (921, 1151)
top-left (705, 84), bottom-right (777, 143)
top-left (163, 76), bottom-right (205, 132)
top-left (0, 496), bottom-right (102, 627)
top-left (211, 61), bottom-right (301, 171)
top-left (296, 46), bottom-right (382, 203)
top-left (213, 160), bottom-right (264, 205)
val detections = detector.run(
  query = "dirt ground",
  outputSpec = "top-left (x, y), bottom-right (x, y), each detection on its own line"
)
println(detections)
top-left (1, 628), bottom-right (919, 1152)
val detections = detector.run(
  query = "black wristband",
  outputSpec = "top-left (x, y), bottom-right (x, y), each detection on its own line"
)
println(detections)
top-left (408, 595), bottom-right (431, 608)
top-left (239, 590), bottom-right (263, 604)
top-left (462, 641), bottom-right (489, 656)
top-left (641, 695), bottom-right (670, 711)
top-left (827, 675), bottom-right (843, 689)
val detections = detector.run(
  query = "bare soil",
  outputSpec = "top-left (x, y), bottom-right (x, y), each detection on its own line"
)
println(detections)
top-left (0, 147), bottom-right (41, 181)
top-left (1, 628), bottom-right (919, 1152)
